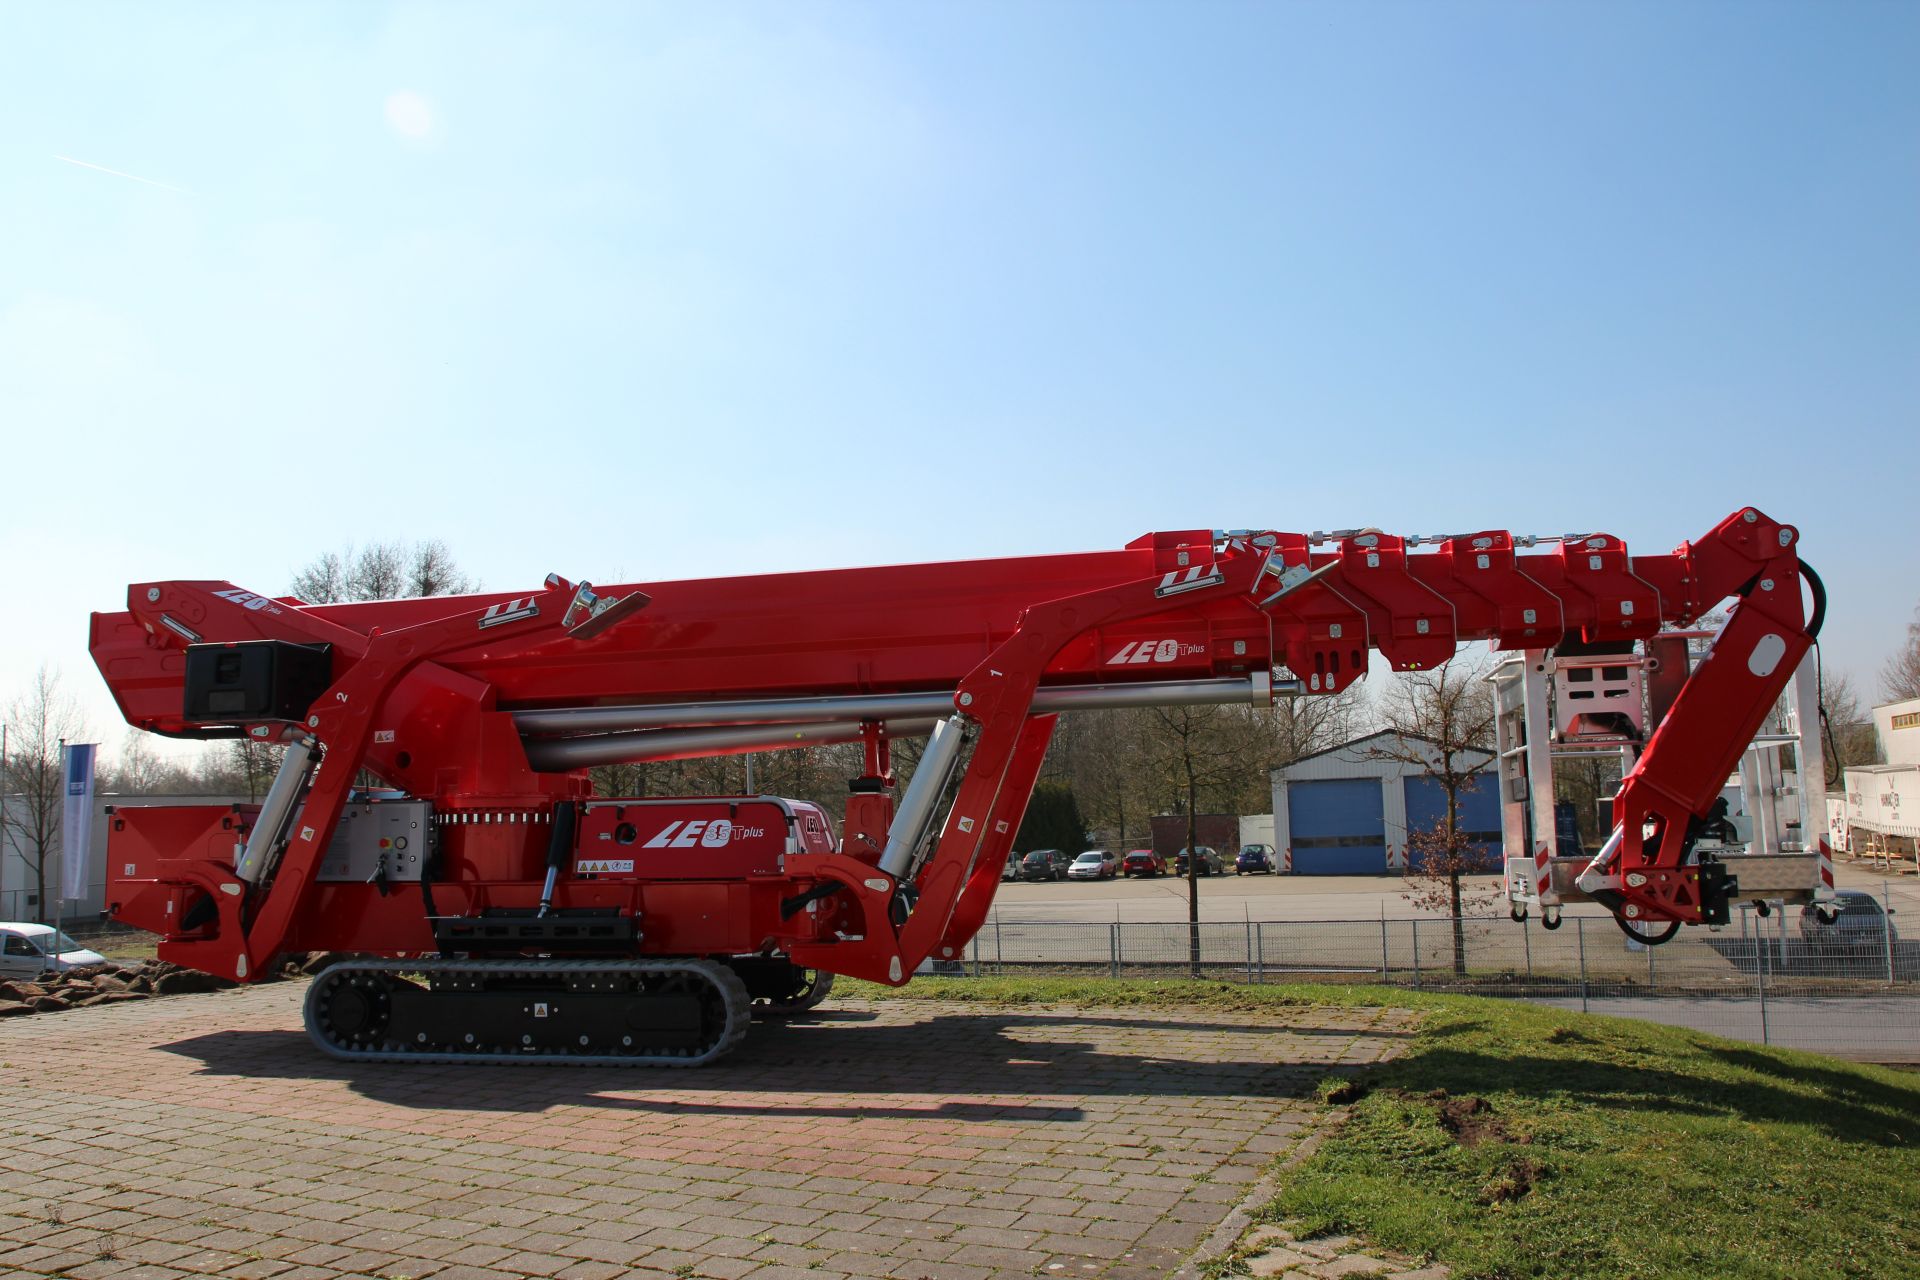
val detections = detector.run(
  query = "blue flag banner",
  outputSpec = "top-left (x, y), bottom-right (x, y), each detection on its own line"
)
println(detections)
top-left (61, 743), bottom-right (96, 902)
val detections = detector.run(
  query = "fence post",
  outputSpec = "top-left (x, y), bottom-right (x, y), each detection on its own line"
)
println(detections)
top-left (1109, 922), bottom-right (1119, 980)
top-left (1647, 936), bottom-right (1655, 989)
top-left (1255, 922), bottom-right (1265, 984)
top-left (1758, 927), bottom-right (1771, 1045)
top-left (1379, 918), bottom-right (1390, 980)
top-left (995, 913), bottom-right (1003, 973)
top-left (1244, 920), bottom-right (1254, 984)
top-left (1411, 920), bottom-right (1422, 992)
top-left (1523, 914), bottom-right (1532, 983)
top-left (1885, 885), bottom-right (1898, 987)
top-left (971, 931), bottom-right (981, 979)
top-left (1577, 917), bottom-right (1589, 1014)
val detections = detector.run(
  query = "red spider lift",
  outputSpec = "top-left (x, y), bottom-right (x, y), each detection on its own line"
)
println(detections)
top-left (89, 507), bottom-right (1825, 1064)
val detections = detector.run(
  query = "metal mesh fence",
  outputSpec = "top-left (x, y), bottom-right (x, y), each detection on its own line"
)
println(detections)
top-left (964, 911), bottom-right (1920, 1061)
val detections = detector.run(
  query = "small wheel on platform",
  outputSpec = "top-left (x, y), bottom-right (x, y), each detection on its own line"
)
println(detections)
top-left (1509, 905), bottom-right (1528, 924)
top-left (755, 969), bottom-right (835, 1018)
top-left (1614, 913), bottom-right (1682, 946)
top-left (1539, 906), bottom-right (1563, 931)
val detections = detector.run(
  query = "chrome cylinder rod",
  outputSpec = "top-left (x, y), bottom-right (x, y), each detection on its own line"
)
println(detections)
top-left (877, 715), bottom-right (970, 879)
top-left (234, 736), bottom-right (318, 884)
top-left (514, 674), bottom-right (1289, 737)
top-left (521, 717), bottom-right (940, 772)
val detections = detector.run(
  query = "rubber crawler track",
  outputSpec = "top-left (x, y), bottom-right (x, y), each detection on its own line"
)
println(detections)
top-left (302, 957), bottom-right (751, 1067)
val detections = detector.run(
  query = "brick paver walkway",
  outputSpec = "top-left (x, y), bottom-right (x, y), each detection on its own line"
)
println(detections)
top-left (0, 986), bottom-right (1413, 1280)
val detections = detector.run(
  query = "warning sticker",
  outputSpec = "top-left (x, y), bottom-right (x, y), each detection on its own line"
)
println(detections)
top-left (575, 859), bottom-right (635, 874)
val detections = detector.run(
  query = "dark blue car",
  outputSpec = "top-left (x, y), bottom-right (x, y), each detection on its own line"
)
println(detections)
top-left (1235, 844), bottom-right (1275, 875)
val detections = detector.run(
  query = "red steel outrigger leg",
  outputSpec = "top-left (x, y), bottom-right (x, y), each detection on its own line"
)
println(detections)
top-left (1578, 514), bottom-right (1824, 936)
top-left (150, 577), bottom-right (610, 981)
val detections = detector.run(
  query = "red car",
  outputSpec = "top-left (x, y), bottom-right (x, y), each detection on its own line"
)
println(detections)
top-left (1122, 849), bottom-right (1167, 878)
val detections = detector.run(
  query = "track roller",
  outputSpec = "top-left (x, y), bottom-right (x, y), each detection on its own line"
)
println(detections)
top-left (303, 957), bottom-right (750, 1066)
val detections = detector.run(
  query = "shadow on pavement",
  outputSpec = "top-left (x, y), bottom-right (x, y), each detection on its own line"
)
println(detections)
top-left (157, 1007), bottom-right (1377, 1118)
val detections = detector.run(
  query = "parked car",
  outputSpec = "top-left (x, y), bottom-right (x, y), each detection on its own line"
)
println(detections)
top-left (1067, 850), bottom-right (1120, 880)
top-left (1235, 844), bottom-right (1276, 875)
top-left (1173, 846), bottom-right (1224, 876)
top-left (0, 924), bottom-right (107, 979)
top-left (1018, 849), bottom-right (1074, 881)
top-left (1122, 849), bottom-right (1167, 877)
top-left (1798, 891), bottom-right (1897, 951)
top-left (1002, 854), bottom-right (1021, 882)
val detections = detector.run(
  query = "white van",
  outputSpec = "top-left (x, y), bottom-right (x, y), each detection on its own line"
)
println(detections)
top-left (0, 924), bottom-right (107, 979)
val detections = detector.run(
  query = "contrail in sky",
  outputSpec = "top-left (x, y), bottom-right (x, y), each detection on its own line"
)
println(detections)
top-left (54, 153), bottom-right (189, 193)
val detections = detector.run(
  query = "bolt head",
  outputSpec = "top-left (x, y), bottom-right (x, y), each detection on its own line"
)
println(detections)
top-left (1759, 578), bottom-right (1775, 592)
top-left (307, 716), bottom-right (320, 728)
top-left (146, 587), bottom-right (161, 602)
top-left (1744, 510), bottom-right (1758, 523)
top-left (958, 692), bottom-right (972, 706)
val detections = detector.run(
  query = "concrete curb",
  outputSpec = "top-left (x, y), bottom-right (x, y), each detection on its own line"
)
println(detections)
top-left (1170, 1105), bottom-right (1346, 1279)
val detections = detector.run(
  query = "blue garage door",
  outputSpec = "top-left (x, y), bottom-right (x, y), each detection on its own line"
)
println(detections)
top-left (1402, 776), bottom-right (1503, 870)
top-left (1289, 779), bottom-right (1387, 874)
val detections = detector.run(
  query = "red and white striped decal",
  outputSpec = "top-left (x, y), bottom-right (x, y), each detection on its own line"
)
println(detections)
top-left (1153, 565), bottom-right (1226, 597)
top-left (1533, 841), bottom-right (1555, 902)
top-left (1817, 835), bottom-right (1835, 890)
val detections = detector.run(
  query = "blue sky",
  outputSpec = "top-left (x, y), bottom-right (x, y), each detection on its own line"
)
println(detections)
top-left (2, 2), bottom-right (1915, 748)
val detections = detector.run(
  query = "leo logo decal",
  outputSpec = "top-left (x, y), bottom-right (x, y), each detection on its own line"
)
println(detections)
top-left (643, 819), bottom-right (763, 848)
top-left (213, 587), bottom-right (282, 615)
top-left (1106, 639), bottom-right (1205, 666)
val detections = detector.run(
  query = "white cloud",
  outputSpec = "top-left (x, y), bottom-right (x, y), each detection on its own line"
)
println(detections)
top-left (383, 90), bottom-right (436, 141)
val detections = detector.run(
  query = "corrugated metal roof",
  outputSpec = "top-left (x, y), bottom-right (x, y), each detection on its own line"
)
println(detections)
top-left (1275, 730), bottom-right (1493, 783)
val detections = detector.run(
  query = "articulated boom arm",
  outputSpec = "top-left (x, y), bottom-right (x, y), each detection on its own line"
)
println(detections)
top-left (90, 508), bottom-right (1816, 991)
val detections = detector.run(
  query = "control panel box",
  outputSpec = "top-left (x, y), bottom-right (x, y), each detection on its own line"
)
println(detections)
top-left (316, 800), bottom-right (435, 883)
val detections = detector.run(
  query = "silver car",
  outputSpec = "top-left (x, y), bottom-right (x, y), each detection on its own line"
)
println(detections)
top-left (0, 924), bottom-right (107, 979)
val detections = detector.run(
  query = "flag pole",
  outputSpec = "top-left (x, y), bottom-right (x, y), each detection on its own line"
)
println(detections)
top-left (54, 738), bottom-right (65, 966)
top-left (0, 722), bottom-right (9, 920)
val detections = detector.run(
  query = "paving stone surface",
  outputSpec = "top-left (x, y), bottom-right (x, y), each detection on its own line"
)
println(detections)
top-left (1233, 1225), bottom-right (1448, 1278)
top-left (0, 985), bottom-right (1414, 1280)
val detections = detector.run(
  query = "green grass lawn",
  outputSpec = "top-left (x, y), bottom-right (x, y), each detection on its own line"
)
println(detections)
top-left (846, 977), bottom-right (1920, 1280)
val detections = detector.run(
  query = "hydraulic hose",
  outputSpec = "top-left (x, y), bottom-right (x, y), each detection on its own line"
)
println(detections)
top-left (1800, 558), bottom-right (1827, 639)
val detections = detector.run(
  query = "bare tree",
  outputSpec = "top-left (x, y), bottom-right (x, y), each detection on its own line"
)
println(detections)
top-left (100, 731), bottom-right (198, 795)
top-left (1046, 709), bottom-right (1152, 848)
top-left (1372, 655), bottom-right (1499, 975)
top-left (1, 667), bottom-right (88, 922)
top-left (292, 541), bottom-right (477, 604)
top-left (1819, 670), bottom-right (1879, 775)
top-left (1143, 704), bottom-right (1251, 975)
top-left (289, 551), bottom-right (348, 606)
top-left (1885, 601), bottom-right (1920, 704)
top-left (406, 539), bottom-right (475, 597)
top-left (1251, 684), bottom-right (1368, 777)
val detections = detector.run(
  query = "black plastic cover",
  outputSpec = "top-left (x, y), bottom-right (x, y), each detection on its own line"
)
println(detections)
top-left (182, 640), bottom-right (334, 723)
